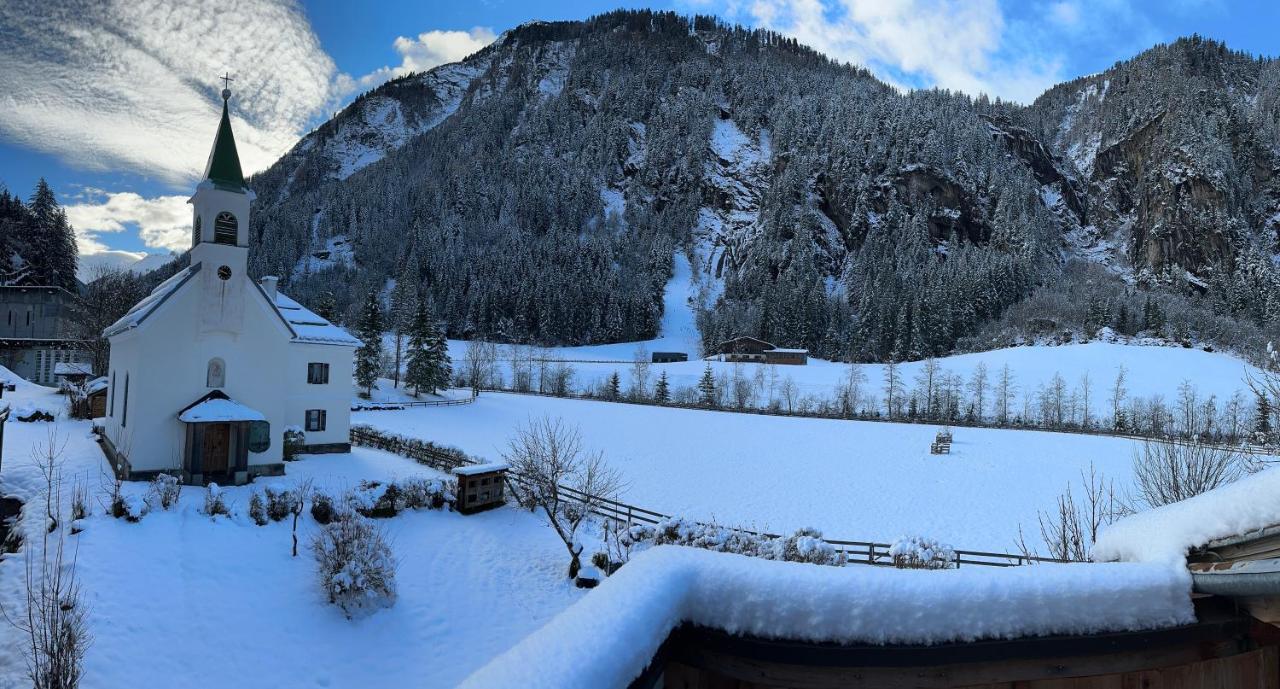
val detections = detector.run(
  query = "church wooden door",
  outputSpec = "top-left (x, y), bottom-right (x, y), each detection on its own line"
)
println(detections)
top-left (202, 423), bottom-right (230, 474)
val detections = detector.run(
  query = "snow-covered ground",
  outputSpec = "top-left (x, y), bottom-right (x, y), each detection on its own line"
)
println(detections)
top-left (356, 392), bottom-right (1181, 554)
top-left (0, 377), bottom-right (584, 689)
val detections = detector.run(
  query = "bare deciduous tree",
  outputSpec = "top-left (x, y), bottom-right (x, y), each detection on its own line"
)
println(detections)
top-left (1026, 463), bottom-right (1123, 562)
top-left (1132, 439), bottom-right (1245, 509)
top-left (502, 416), bottom-right (624, 578)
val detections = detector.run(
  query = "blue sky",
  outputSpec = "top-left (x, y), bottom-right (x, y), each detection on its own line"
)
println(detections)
top-left (0, 0), bottom-right (1277, 267)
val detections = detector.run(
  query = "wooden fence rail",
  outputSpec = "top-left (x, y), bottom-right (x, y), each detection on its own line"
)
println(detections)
top-left (349, 425), bottom-right (1069, 569)
top-left (351, 393), bottom-right (476, 412)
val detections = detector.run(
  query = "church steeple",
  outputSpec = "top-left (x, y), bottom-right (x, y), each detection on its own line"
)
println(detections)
top-left (203, 77), bottom-right (246, 192)
top-left (189, 75), bottom-right (253, 284)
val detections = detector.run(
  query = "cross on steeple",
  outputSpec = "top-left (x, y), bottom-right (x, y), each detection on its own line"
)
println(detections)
top-left (219, 72), bottom-right (234, 101)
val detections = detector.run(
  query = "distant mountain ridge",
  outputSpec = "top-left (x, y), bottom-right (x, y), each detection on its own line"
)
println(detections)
top-left (242, 11), bottom-right (1280, 360)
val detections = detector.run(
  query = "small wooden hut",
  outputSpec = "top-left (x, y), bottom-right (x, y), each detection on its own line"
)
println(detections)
top-left (453, 462), bottom-right (509, 514)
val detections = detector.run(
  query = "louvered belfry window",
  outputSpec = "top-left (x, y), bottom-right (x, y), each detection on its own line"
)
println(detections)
top-left (214, 211), bottom-right (237, 245)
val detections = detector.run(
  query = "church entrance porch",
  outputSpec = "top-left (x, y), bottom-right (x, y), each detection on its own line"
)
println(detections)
top-left (178, 391), bottom-right (267, 486)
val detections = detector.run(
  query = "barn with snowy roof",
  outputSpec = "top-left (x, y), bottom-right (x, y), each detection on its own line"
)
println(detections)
top-left (98, 86), bottom-right (359, 485)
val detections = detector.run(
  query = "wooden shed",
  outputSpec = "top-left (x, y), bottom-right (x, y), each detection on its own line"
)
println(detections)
top-left (453, 462), bottom-right (509, 514)
top-left (714, 337), bottom-right (808, 365)
top-left (651, 352), bottom-right (688, 364)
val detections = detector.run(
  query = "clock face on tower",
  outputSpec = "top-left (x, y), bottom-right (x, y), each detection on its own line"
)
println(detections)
top-left (218, 265), bottom-right (232, 281)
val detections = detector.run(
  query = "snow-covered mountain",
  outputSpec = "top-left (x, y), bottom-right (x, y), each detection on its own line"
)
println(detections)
top-left (243, 12), bottom-right (1280, 359)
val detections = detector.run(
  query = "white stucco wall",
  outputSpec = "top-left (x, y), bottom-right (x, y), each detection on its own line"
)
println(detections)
top-left (103, 268), bottom-right (355, 475)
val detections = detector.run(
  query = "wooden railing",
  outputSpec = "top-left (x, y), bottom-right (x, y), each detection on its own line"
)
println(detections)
top-left (350, 393), bottom-right (476, 412)
top-left (350, 425), bottom-right (1070, 568)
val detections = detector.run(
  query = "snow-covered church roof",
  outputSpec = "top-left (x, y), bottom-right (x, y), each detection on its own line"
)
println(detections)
top-left (103, 264), bottom-right (201, 338)
top-left (102, 264), bottom-right (359, 347)
top-left (272, 291), bottom-right (361, 346)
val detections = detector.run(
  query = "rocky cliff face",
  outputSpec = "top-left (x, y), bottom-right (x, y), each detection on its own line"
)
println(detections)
top-left (1022, 37), bottom-right (1280, 282)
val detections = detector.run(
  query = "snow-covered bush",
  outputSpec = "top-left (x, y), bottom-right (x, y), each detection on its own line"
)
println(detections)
top-left (112, 493), bottom-right (147, 522)
top-left (249, 492), bottom-right (268, 526)
top-left (311, 511), bottom-right (397, 618)
top-left (283, 426), bottom-right (306, 461)
top-left (765, 527), bottom-right (842, 566)
top-left (203, 483), bottom-right (229, 517)
top-left (617, 519), bottom-right (844, 567)
top-left (399, 477), bottom-right (453, 510)
top-left (145, 473), bottom-right (181, 511)
top-left (311, 492), bottom-right (336, 525)
top-left (889, 536), bottom-right (957, 570)
top-left (348, 481), bottom-right (401, 518)
top-left (15, 404), bottom-right (54, 422)
top-left (265, 487), bottom-right (295, 522)
top-left (70, 482), bottom-right (88, 521)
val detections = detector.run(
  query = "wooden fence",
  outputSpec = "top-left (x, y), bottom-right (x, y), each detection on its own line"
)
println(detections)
top-left (351, 393), bottom-right (476, 412)
top-left (349, 425), bottom-right (1069, 568)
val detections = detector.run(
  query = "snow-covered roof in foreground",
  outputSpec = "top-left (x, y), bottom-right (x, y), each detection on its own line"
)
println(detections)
top-left (454, 462), bottom-right (509, 476)
top-left (1095, 466), bottom-right (1280, 565)
top-left (273, 291), bottom-right (361, 347)
top-left (104, 264), bottom-right (200, 338)
top-left (85, 377), bottom-right (108, 394)
top-left (178, 397), bottom-right (266, 423)
top-left (459, 547), bottom-right (1193, 689)
top-left (53, 362), bottom-right (92, 377)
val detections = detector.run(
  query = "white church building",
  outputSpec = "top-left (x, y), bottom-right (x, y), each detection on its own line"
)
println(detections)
top-left (99, 86), bottom-right (360, 485)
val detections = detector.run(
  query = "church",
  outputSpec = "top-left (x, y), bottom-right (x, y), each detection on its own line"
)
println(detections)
top-left (98, 85), bottom-right (360, 485)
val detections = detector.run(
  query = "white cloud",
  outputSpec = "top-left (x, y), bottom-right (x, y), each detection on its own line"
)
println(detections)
top-left (1049, 1), bottom-right (1082, 27)
top-left (744, 0), bottom-right (1063, 103)
top-left (64, 191), bottom-right (192, 254)
top-left (0, 0), bottom-right (340, 185)
top-left (346, 27), bottom-right (497, 94)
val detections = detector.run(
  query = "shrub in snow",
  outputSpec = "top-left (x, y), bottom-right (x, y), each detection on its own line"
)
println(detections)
top-left (249, 492), bottom-right (268, 526)
top-left (113, 493), bottom-right (147, 523)
top-left (617, 519), bottom-right (844, 567)
top-left (265, 487), bottom-right (295, 522)
top-left (591, 551), bottom-right (612, 572)
top-left (283, 426), bottom-right (306, 461)
top-left (311, 511), bottom-right (397, 618)
top-left (889, 536), bottom-right (957, 570)
top-left (765, 527), bottom-right (842, 566)
top-left (348, 481), bottom-right (401, 518)
top-left (70, 482), bottom-right (88, 522)
top-left (399, 477), bottom-right (453, 510)
top-left (203, 483), bottom-right (229, 517)
top-left (145, 473), bottom-right (181, 511)
top-left (311, 492), bottom-right (336, 525)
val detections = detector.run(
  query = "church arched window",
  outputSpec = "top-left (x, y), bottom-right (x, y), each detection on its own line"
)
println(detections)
top-left (193, 214), bottom-right (202, 246)
top-left (207, 358), bottom-right (226, 388)
top-left (214, 212), bottom-right (238, 245)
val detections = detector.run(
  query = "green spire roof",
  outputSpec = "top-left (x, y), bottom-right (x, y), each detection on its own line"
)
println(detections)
top-left (203, 96), bottom-right (246, 191)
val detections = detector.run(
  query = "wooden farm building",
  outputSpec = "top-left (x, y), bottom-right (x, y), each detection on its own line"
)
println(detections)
top-left (713, 336), bottom-right (808, 365)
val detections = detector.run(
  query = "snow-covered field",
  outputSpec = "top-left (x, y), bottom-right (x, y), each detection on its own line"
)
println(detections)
top-left (0, 378), bottom-right (584, 689)
top-left (357, 392), bottom-right (1173, 554)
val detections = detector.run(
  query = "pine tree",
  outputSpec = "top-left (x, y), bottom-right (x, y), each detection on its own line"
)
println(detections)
top-left (354, 292), bottom-right (385, 398)
top-left (314, 291), bottom-right (339, 323)
top-left (404, 301), bottom-right (435, 397)
top-left (605, 371), bottom-right (621, 400)
top-left (428, 318), bottom-right (452, 393)
top-left (654, 370), bottom-right (670, 404)
top-left (23, 179), bottom-right (78, 290)
top-left (697, 364), bottom-right (717, 406)
top-left (388, 272), bottom-right (418, 388)
top-left (1255, 391), bottom-right (1272, 439)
